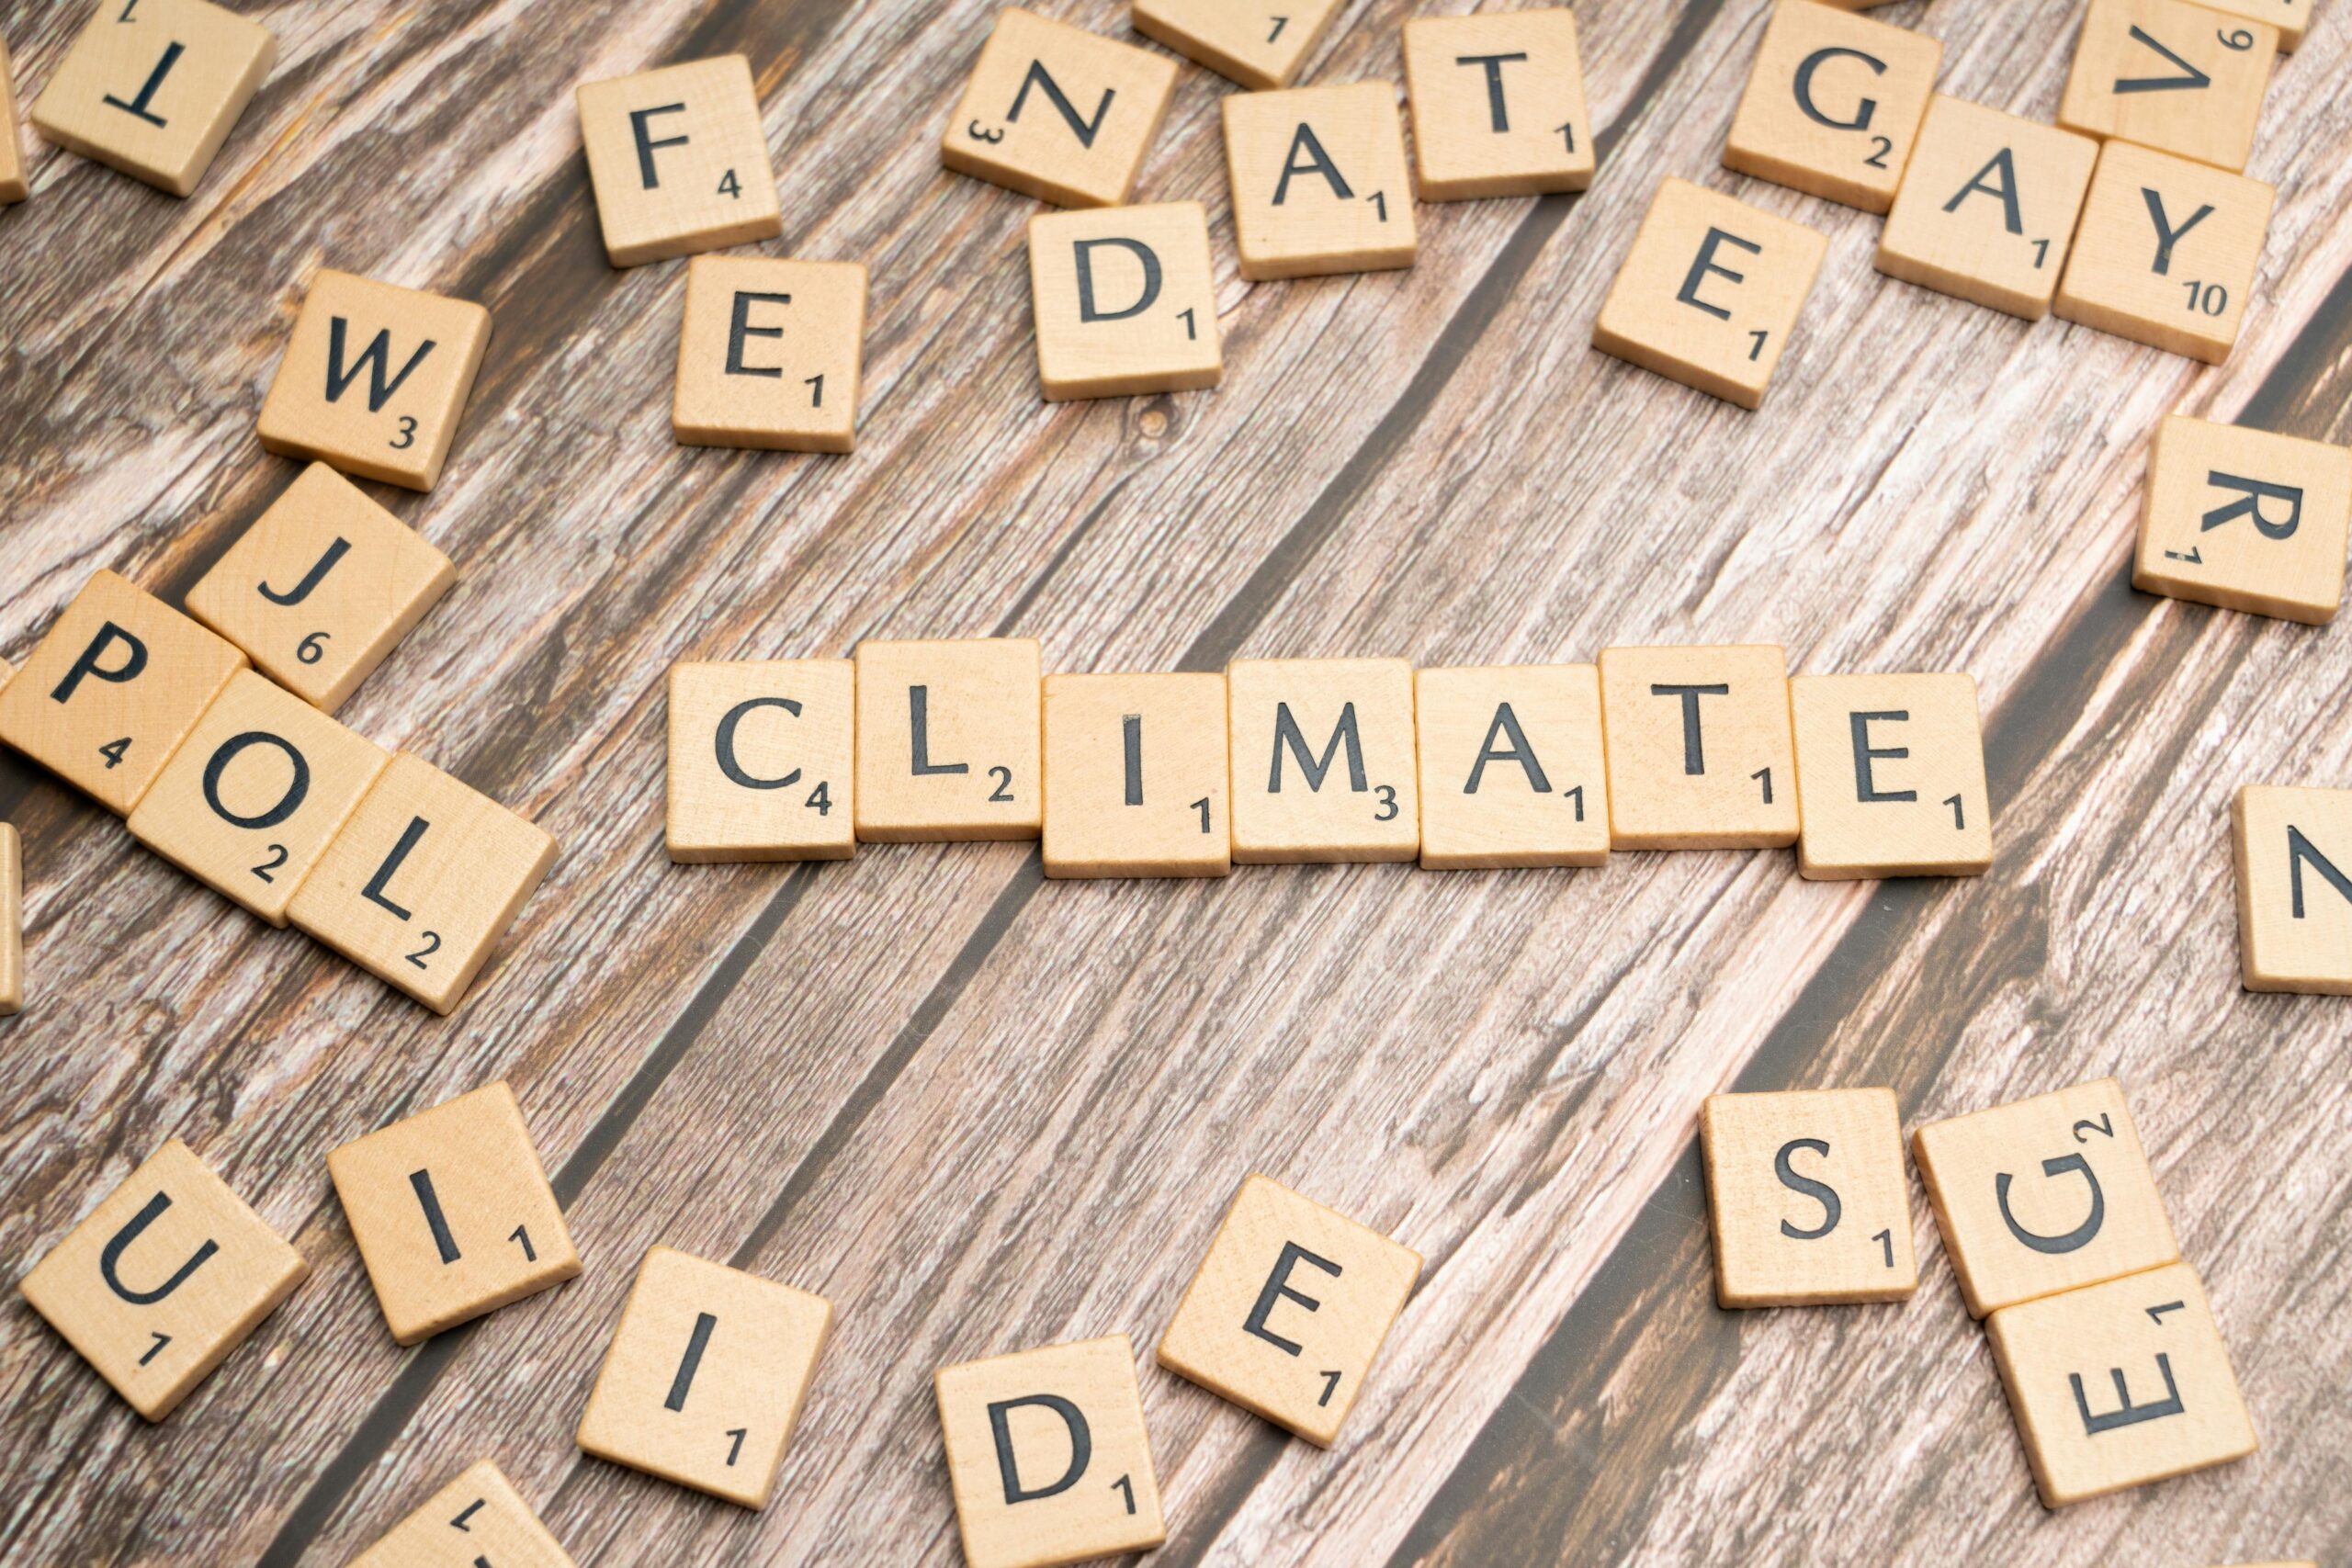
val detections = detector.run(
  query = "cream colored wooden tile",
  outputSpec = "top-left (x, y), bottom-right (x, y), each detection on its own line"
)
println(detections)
top-left (576, 55), bottom-right (780, 267)
top-left (2196, 0), bottom-right (2307, 48)
top-left (1132, 0), bottom-right (1343, 90)
top-left (934, 1335), bottom-right (1165, 1568)
top-left (1789, 671), bottom-right (1992, 879)
top-left (326, 1082), bottom-right (579, 1346)
top-left (2233, 784), bottom-right (2352, 994)
top-left (128, 670), bottom-right (390, 927)
top-left (577, 1246), bottom-right (831, 1509)
top-left (942, 9), bottom-right (1177, 209)
top-left (17, 1138), bottom-right (306, 1421)
top-left (1592, 177), bottom-right (1827, 409)
top-left (1912, 1077), bottom-right (2178, 1318)
top-left (349, 1460), bottom-right (576, 1568)
top-left (1, 823), bottom-right (17, 1016)
top-left (2059, 0), bottom-right (2277, 172)
top-left (1156, 1175), bottom-right (1420, 1445)
top-left (1042, 671), bottom-right (1230, 879)
top-left (1402, 10), bottom-right (1594, 201)
top-left (1597, 644), bottom-right (1798, 849)
top-left (673, 256), bottom-right (866, 452)
top-left (852, 638), bottom-right (1043, 842)
top-left (1700, 1089), bottom-right (1917, 1307)
top-left (0, 570), bottom-right (246, 817)
top-left (1223, 83), bottom-right (1417, 281)
top-left (2134, 415), bottom-right (2351, 624)
top-left (2, 36), bottom-right (29, 204)
top-left (255, 269), bottom-right (492, 492)
top-left (1227, 657), bottom-right (1418, 863)
top-left (28, 0), bottom-right (272, 197)
top-left (1413, 664), bottom-right (1608, 870)
top-left (184, 463), bottom-right (456, 715)
top-left (1027, 201), bottom-right (1221, 401)
top-left (1987, 1261), bottom-right (2257, 1507)
top-left (1875, 95), bottom-right (2099, 320)
top-left (667, 659), bottom-right (855, 863)
top-left (1722, 0), bottom-right (1942, 214)
top-left (286, 752), bottom-right (558, 1015)
top-left (2056, 141), bottom-right (2273, 362)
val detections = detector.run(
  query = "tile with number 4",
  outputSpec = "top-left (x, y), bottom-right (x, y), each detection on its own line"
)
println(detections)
top-left (1223, 83), bottom-right (1417, 281)
top-left (1132, 0), bottom-right (1344, 91)
top-left (668, 659), bottom-right (855, 863)
top-left (1875, 96), bottom-right (2098, 320)
top-left (853, 638), bottom-right (1043, 842)
top-left (1413, 664), bottom-right (1609, 869)
top-left (2134, 415), bottom-right (2351, 625)
top-left (1790, 671), bottom-right (1992, 879)
top-left (2233, 784), bottom-right (2352, 994)
top-left (1403, 9), bottom-right (1594, 201)
top-left (577, 55), bottom-right (781, 267)
top-left (1028, 201), bottom-right (1221, 400)
top-left (673, 256), bottom-right (867, 452)
top-left (29, 0), bottom-right (274, 197)
top-left (1723, 0), bottom-right (1942, 213)
top-left (2056, 141), bottom-right (2273, 363)
top-left (350, 1460), bottom-right (577, 1568)
top-left (1700, 1089), bottom-right (1917, 1307)
top-left (942, 9), bottom-right (1177, 209)
top-left (2058, 0), bottom-right (2276, 173)
top-left (1042, 671), bottom-right (1231, 878)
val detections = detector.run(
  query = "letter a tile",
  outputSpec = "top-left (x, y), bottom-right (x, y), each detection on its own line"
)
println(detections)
top-left (1028, 201), bottom-right (1221, 400)
top-left (1722, 0), bottom-right (1942, 214)
top-left (1227, 657), bottom-right (1419, 863)
top-left (2055, 141), bottom-right (2272, 363)
top-left (673, 256), bottom-right (867, 453)
top-left (1403, 9), bottom-right (1595, 201)
top-left (350, 1460), bottom-right (577, 1568)
top-left (1875, 96), bottom-right (2098, 321)
top-left (943, 9), bottom-right (1178, 209)
top-left (2134, 416), bottom-right (2351, 624)
top-left (2058, 0), bottom-right (2276, 173)
top-left (1133, 0), bottom-right (1345, 90)
top-left (1222, 83), bottom-right (1417, 280)
top-left (1597, 645), bottom-right (1797, 849)
top-left (1789, 671), bottom-right (1992, 879)
top-left (853, 638), bottom-right (1044, 841)
top-left (667, 659), bottom-right (856, 863)
top-left (2233, 784), bottom-right (2352, 994)
top-left (29, 0), bottom-right (274, 197)
top-left (1700, 1089), bottom-right (1918, 1307)
top-left (1041, 671), bottom-right (1231, 878)
top-left (1413, 664), bottom-right (1609, 869)
top-left (577, 55), bottom-right (781, 267)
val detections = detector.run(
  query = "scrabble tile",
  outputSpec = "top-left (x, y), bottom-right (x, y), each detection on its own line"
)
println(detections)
top-left (1592, 177), bottom-right (1827, 409)
top-left (1156, 1175), bottom-right (1421, 1445)
top-left (2196, 0), bottom-right (2307, 48)
top-left (2056, 141), bottom-right (2273, 363)
top-left (1131, 0), bottom-right (1344, 91)
top-left (1412, 663), bottom-right (1609, 869)
top-left (1041, 671), bottom-right (1231, 879)
top-left (18, 1138), bottom-right (306, 1421)
top-left (667, 659), bottom-right (855, 863)
top-left (1, 35), bottom-right (28, 204)
top-left (287, 753), bottom-right (558, 1016)
top-left (256, 269), bottom-right (492, 492)
top-left (934, 1335), bottom-right (1165, 1568)
top-left (2134, 415), bottom-right (2351, 624)
top-left (852, 638), bottom-right (1043, 842)
top-left (942, 9), bottom-right (1178, 209)
top-left (1596, 645), bottom-right (1798, 849)
top-left (1912, 1077), bottom-right (2177, 1318)
top-left (576, 55), bottom-right (781, 267)
top-left (1, 822), bottom-right (17, 1016)
top-left (28, 0), bottom-right (273, 197)
top-left (1227, 657), bottom-right (1419, 863)
top-left (184, 463), bottom-right (457, 714)
top-left (326, 1082), bottom-right (579, 1346)
top-left (2233, 784), bottom-right (2352, 994)
top-left (1699, 1089), bottom-right (1918, 1307)
top-left (1987, 1261), bottom-right (2256, 1507)
top-left (1223, 83), bottom-right (1417, 281)
top-left (350, 1460), bottom-right (576, 1568)
top-left (1874, 96), bottom-right (2098, 320)
top-left (1402, 9), bottom-right (1595, 201)
top-left (2058, 0), bottom-right (2277, 173)
top-left (0, 570), bottom-right (246, 816)
top-left (1027, 201), bottom-right (1222, 400)
top-left (1721, 0), bottom-right (1942, 214)
top-left (1789, 671), bottom-right (1993, 879)
top-left (673, 256), bottom-right (867, 452)
top-left (576, 1246), bottom-right (832, 1509)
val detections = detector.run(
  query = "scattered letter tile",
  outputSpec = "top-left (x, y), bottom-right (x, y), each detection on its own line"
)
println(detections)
top-left (667, 659), bottom-right (856, 863)
top-left (1413, 663), bottom-right (1609, 869)
top-left (2134, 415), bottom-right (2350, 624)
top-left (853, 638), bottom-right (1044, 842)
top-left (1227, 657), bottom-right (1419, 863)
top-left (942, 9), bottom-right (1177, 209)
top-left (673, 256), bottom-right (867, 452)
top-left (1041, 671), bottom-right (1231, 879)
top-left (2058, 0), bottom-right (2276, 173)
top-left (1723, 0), bottom-right (1942, 213)
top-left (2, 37), bottom-right (29, 204)
top-left (1, 823), bottom-right (17, 1015)
top-left (1223, 82), bottom-right (1417, 281)
top-left (1789, 671), bottom-right (1992, 879)
top-left (1875, 95), bottom-right (2098, 320)
top-left (2233, 784), bottom-right (2352, 994)
top-left (349, 1460), bottom-right (576, 1568)
top-left (1028, 201), bottom-right (1221, 400)
top-left (28, 0), bottom-right (273, 197)
top-left (1597, 644), bottom-right (1798, 849)
top-left (1132, 0), bottom-right (1344, 90)
top-left (2055, 141), bottom-right (2272, 363)
top-left (577, 55), bottom-right (780, 267)
top-left (1403, 9), bottom-right (1594, 201)
top-left (1700, 1089), bottom-right (1918, 1307)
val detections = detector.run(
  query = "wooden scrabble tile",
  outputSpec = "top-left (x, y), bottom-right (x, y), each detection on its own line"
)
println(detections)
top-left (1987, 1261), bottom-right (2256, 1506)
top-left (1874, 95), bottom-right (2099, 320)
top-left (1156, 1175), bottom-right (1421, 1445)
top-left (852, 638), bottom-right (1043, 842)
top-left (667, 659), bottom-right (855, 863)
top-left (1027, 201), bottom-right (1222, 401)
top-left (2, 35), bottom-right (28, 204)
top-left (184, 463), bottom-right (457, 715)
top-left (1132, 0), bottom-right (1345, 90)
top-left (576, 55), bottom-right (781, 267)
top-left (1041, 671), bottom-right (1230, 879)
top-left (2233, 784), bottom-right (2352, 994)
top-left (1, 822), bottom-right (17, 1016)
top-left (1227, 657), bottom-right (1419, 863)
top-left (1223, 83), bottom-right (1417, 282)
top-left (1789, 671), bottom-right (1993, 879)
top-left (1592, 177), bottom-right (1827, 409)
top-left (1596, 645), bottom-right (1798, 849)
top-left (286, 753), bottom-right (558, 1016)
top-left (28, 0), bottom-right (272, 197)
top-left (576, 1246), bottom-right (831, 1509)
top-left (942, 9), bottom-right (1177, 209)
top-left (2058, 0), bottom-right (2277, 173)
top-left (2055, 141), bottom-right (2273, 363)
top-left (1402, 9), bottom-right (1595, 201)
top-left (256, 269), bottom-right (492, 492)
top-left (1699, 1089), bottom-right (1917, 1307)
top-left (2196, 0), bottom-right (2308, 48)
top-left (2134, 415), bottom-right (2351, 624)
top-left (934, 1335), bottom-right (1165, 1568)
top-left (673, 256), bottom-right (867, 452)
top-left (350, 1460), bottom-right (576, 1568)
top-left (1721, 0), bottom-right (1942, 214)
top-left (1912, 1077), bottom-right (2178, 1318)
top-left (326, 1082), bottom-right (578, 1346)
top-left (0, 570), bottom-right (246, 817)
top-left (18, 1138), bottom-right (306, 1421)
top-left (1412, 664), bottom-right (1609, 869)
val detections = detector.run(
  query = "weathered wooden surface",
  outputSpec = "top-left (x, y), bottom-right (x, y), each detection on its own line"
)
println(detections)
top-left (1, 0), bottom-right (2347, 1562)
